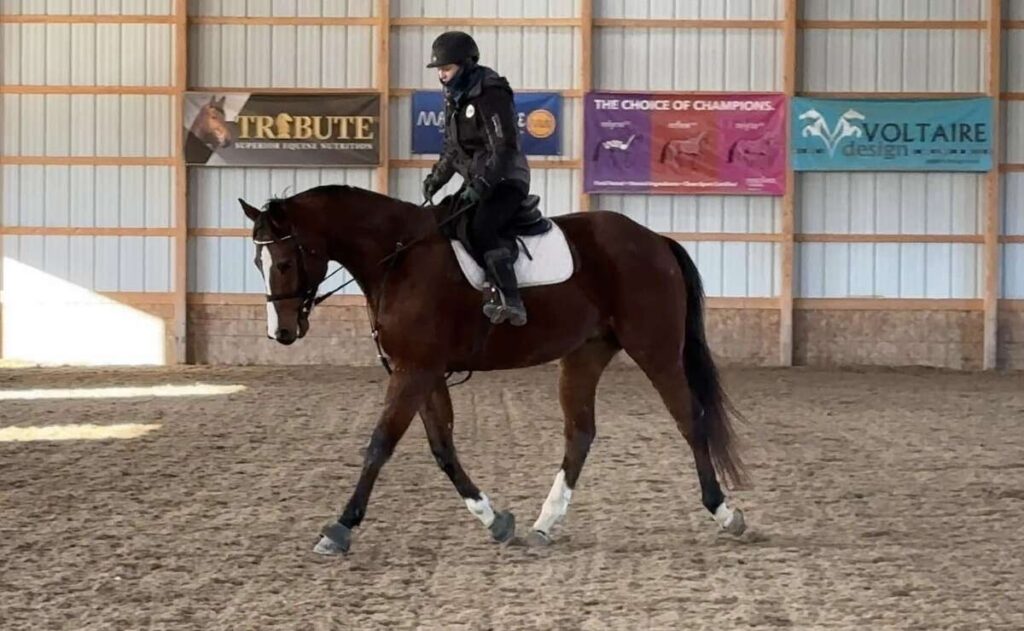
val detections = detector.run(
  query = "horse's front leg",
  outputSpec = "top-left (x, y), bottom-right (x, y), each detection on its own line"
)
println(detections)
top-left (419, 378), bottom-right (516, 544)
top-left (313, 368), bottom-right (436, 556)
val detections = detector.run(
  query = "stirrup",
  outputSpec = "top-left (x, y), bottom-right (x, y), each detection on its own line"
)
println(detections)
top-left (481, 284), bottom-right (527, 326)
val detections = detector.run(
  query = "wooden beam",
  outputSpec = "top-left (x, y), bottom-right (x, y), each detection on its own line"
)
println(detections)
top-left (2, 85), bottom-right (177, 95)
top-left (579, 0), bottom-right (594, 212)
top-left (390, 17), bottom-right (581, 27)
top-left (593, 18), bottom-right (781, 29)
top-left (186, 86), bottom-right (376, 94)
top-left (3, 156), bottom-right (176, 166)
top-left (780, 0), bottom-right (797, 367)
top-left (188, 228), bottom-right (250, 238)
top-left (795, 299), bottom-right (984, 311)
top-left (99, 292), bottom-right (177, 305)
top-left (173, 0), bottom-right (188, 365)
top-left (1002, 235), bottom-right (1024, 244)
top-left (795, 233), bottom-right (985, 244)
top-left (799, 20), bottom-right (986, 30)
top-left (376, 0), bottom-right (391, 194)
top-left (984, 0), bottom-right (1004, 370)
top-left (2, 14), bottom-right (175, 24)
top-left (0, 227), bottom-right (177, 237)
top-left (1000, 164), bottom-right (1024, 172)
top-left (188, 16), bottom-right (378, 26)
top-left (1001, 92), bottom-right (1024, 100)
top-left (706, 298), bottom-right (780, 310)
top-left (999, 20), bottom-right (1024, 28)
top-left (1000, 300), bottom-right (1024, 312)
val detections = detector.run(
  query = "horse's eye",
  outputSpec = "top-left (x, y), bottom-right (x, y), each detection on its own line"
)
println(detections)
top-left (276, 262), bottom-right (292, 273)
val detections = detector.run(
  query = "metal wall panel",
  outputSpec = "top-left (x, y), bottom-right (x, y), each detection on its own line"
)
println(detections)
top-left (1011, 0), bottom-right (1024, 19)
top-left (188, 25), bottom-right (376, 88)
top-left (2, 95), bottom-right (173, 157)
top-left (1007, 30), bottom-right (1024, 90)
top-left (392, 0), bottom-right (579, 18)
top-left (596, 0), bottom-right (780, 19)
top-left (796, 243), bottom-right (982, 299)
top-left (1, 0), bottom-right (173, 14)
top-left (800, 29), bottom-right (985, 93)
top-left (1006, 102), bottom-right (1024, 165)
top-left (390, 26), bottom-right (580, 90)
top-left (2, 165), bottom-right (173, 228)
top-left (3, 235), bottom-right (172, 292)
top-left (1, 24), bottom-right (174, 86)
top-left (187, 0), bottom-right (375, 16)
top-left (801, 0), bottom-right (985, 20)
top-left (1003, 245), bottom-right (1024, 299)
top-left (798, 173), bottom-right (984, 235)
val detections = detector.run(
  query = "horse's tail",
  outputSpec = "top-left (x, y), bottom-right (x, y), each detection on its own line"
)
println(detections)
top-left (666, 239), bottom-right (748, 490)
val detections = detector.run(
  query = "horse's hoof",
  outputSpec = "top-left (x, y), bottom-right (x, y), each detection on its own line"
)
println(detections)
top-left (313, 522), bottom-right (352, 556)
top-left (723, 508), bottom-right (746, 537)
top-left (525, 529), bottom-right (552, 547)
top-left (489, 510), bottom-right (516, 543)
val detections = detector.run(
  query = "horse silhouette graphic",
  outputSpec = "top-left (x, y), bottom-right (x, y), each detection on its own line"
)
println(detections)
top-left (591, 133), bottom-right (642, 169)
top-left (799, 108), bottom-right (865, 156)
top-left (659, 131), bottom-right (709, 170)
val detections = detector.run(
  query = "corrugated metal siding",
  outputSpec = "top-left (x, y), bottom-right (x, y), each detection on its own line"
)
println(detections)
top-left (187, 0), bottom-right (375, 17)
top-left (1, 14), bottom-right (176, 297)
top-left (592, 6), bottom-right (782, 298)
top-left (596, 1), bottom-right (779, 18)
top-left (1004, 2), bottom-right (1024, 299)
top-left (802, 1), bottom-right (985, 20)
top-left (393, 1), bottom-right (579, 18)
top-left (1, 1), bottom-right (173, 14)
top-left (188, 25), bottom-right (376, 88)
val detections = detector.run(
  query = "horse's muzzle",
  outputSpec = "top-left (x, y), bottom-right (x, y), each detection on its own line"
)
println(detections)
top-left (275, 329), bottom-right (297, 345)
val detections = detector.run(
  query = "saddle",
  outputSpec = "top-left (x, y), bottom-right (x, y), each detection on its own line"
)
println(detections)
top-left (436, 194), bottom-right (574, 291)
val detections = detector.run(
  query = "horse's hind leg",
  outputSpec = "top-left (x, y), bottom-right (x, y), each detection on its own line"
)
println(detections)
top-left (526, 336), bottom-right (620, 546)
top-left (420, 378), bottom-right (515, 544)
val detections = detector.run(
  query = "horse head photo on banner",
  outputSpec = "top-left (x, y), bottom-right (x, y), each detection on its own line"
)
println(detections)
top-left (191, 95), bottom-right (233, 149)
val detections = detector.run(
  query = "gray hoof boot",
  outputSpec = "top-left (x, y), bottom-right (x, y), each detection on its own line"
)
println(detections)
top-left (525, 529), bottom-right (552, 547)
top-left (723, 508), bottom-right (746, 537)
top-left (489, 510), bottom-right (516, 543)
top-left (313, 522), bottom-right (352, 555)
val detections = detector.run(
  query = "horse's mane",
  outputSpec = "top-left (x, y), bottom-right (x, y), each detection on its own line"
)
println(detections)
top-left (263, 184), bottom-right (413, 215)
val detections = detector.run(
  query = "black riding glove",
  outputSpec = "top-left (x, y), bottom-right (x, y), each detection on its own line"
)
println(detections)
top-left (422, 174), bottom-right (440, 202)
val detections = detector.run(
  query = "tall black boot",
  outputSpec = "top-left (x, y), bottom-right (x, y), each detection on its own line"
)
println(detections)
top-left (482, 248), bottom-right (527, 326)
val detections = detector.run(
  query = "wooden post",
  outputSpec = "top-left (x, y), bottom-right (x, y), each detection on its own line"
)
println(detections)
top-left (983, 0), bottom-right (1003, 369)
top-left (376, 0), bottom-right (391, 194)
top-left (172, 0), bottom-right (188, 363)
top-left (779, 0), bottom-right (798, 366)
top-left (578, 0), bottom-right (593, 212)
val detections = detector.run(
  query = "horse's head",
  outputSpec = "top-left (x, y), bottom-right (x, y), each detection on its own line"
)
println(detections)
top-left (240, 197), bottom-right (329, 345)
top-left (194, 95), bottom-right (232, 149)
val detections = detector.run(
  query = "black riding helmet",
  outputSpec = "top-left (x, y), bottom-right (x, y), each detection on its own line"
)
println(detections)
top-left (426, 31), bottom-right (480, 68)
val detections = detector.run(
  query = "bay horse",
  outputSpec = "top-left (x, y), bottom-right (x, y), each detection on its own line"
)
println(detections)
top-left (190, 95), bottom-right (232, 149)
top-left (238, 185), bottom-right (749, 556)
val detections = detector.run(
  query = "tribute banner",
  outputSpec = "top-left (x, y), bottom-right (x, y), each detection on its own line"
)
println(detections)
top-left (583, 91), bottom-right (786, 195)
top-left (411, 90), bottom-right (562, 155)
top-left (791, 97), bottom-right (993, 171)
top-left (183, 92), bottom-right (381, 166)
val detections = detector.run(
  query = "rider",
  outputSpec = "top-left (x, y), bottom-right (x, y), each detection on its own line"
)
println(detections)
top-left (422, 31), bottom-right (530, 327)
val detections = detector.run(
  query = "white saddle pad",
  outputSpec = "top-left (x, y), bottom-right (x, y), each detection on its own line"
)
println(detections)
top-left (451, 221), bottom-right (574, 291)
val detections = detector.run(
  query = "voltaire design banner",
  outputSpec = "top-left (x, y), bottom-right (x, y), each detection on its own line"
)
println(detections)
top-left (583, 91), bottom-right (787, 195)
top-left (411, 90), bottom-right (562, 155)
top-left (184, 92), bottom-right (381, 166)
top-left (791, 97), bottom-right (993, 171)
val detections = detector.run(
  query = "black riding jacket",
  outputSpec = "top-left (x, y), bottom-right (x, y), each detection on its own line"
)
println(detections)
top-left (429, 66), bottom-right (530, 197)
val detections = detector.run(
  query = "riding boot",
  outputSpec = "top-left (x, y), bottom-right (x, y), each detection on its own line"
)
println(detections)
top-left (482, 248), bottom-right (527, 326)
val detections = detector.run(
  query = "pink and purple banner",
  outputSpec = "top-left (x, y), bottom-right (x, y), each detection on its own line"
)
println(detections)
top-left (584, 92), bottom-right (787, 196)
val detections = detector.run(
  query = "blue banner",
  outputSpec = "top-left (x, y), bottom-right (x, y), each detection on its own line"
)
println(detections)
top-left (411, 91), bottom-right (562, 156)
top-left (791, 97), bottom-right (993, 171)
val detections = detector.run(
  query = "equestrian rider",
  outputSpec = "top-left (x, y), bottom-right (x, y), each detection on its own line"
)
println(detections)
top-left (421, 31), bottom-right (530, 327)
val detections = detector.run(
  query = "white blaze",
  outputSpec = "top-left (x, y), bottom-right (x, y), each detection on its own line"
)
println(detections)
top-left (260, 246), bottom-right (278, 338)
top-left (532, 469), bottom-right (573, 535)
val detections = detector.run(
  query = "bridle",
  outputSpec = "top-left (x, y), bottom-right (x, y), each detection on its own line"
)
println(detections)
top-left (253, 232), bottom-right (356, 321)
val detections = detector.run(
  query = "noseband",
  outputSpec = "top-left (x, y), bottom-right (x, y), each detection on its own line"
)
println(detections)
top-left (254, 233), bottom-right (354, 318)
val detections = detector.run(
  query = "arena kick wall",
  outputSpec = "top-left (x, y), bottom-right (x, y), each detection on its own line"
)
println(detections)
top-left (1, 0), bottom-right (1022, 369)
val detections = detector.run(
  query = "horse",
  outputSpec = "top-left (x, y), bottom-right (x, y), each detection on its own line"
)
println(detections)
top-left (238, 185), bottom-right (749, 556)
top-left (190, 95), bottom-right (232, 149)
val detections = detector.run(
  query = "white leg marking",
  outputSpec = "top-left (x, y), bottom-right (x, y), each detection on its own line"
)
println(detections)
top-left (532, 469), bottom-right (573, 534)
top-left (465, 493), bottom-right (495, 528)
top-left (713, 501), bottom-right (736, 529)
top-left (259, 247), bottom-right (278, 338)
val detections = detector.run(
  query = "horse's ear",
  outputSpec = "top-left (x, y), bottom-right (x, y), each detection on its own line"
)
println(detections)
top-left (208, 94), bottom-right (217, 105)
top-left (239, 198), bottom-right (261, 222)
top-left (215, 95), bottom-right (226, 107)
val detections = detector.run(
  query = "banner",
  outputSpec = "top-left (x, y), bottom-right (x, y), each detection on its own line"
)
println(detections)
top-left (791, 97), bottom-right (993, 171)
top-left (411, 91), bottom-right (561, 155)
top-left (184, 92), bottom-right (381, 166)
top-left (583, 91), bottom-right (786, 195)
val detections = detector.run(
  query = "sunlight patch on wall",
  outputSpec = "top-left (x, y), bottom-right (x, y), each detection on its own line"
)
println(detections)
top-left (2, 258), bottom-right (166, 366)
top-left (0, 383), bottom-right (247, 401)
top-left (0, 423), bottom-right (161, 442)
